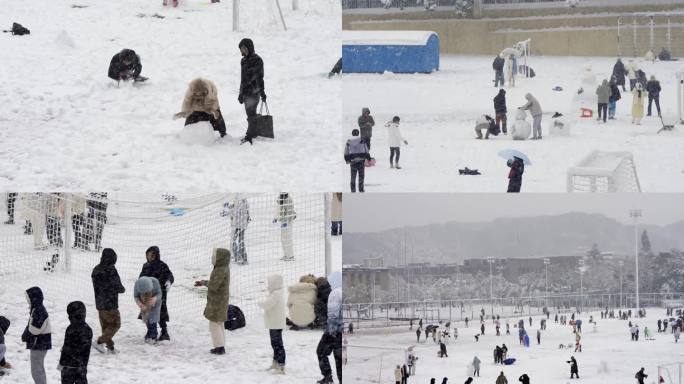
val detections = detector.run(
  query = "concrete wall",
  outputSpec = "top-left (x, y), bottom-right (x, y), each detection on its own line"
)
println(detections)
top-left (346, 14), bottom-right (684, 57)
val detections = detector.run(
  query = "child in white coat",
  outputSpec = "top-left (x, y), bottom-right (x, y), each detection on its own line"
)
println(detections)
top-left (259, 274), bottom-right (287, 374)
top-left (385, 116), bottom-right (408, 169)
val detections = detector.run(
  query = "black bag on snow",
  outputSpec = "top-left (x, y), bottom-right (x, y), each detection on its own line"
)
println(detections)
top-left (224, 304), bottom-right (246, 331)
top-left (254, 102), bottom-right (274, 139)
top-left (8, 23), bottom-right (30, 36)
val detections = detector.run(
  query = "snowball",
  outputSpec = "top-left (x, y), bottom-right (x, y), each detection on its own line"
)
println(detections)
top-left (178, 121), bottom-right (216, 146)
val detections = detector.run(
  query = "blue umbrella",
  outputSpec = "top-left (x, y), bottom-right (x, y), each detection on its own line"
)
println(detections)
top-left (498, 149), bottom-right (532, 165)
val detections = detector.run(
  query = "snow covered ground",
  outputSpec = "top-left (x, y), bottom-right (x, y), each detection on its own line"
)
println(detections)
top-left (342, 55), bottom-right (684, 192)
top-left (0, 193), bottom-right (340, 383)
top-left (0, 0), bottom-right (343, 191)
top-left (345, 309), bottom-right (684, 384)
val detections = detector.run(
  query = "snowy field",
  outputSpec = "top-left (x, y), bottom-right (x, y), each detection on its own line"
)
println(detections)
top-left (342, 55), bottom-right (684, 192)
top-left (0, 0), bottom-right (343, 191)
top-left (345, 309), bottom-right (684, 384)
top-left (0, 193), bottom-right (341, 383)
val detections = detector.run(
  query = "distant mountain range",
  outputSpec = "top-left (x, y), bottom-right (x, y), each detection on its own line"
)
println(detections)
top-left (343, 213), bottom-right (684, 266)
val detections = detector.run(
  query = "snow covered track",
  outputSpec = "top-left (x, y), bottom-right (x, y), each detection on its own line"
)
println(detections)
top-left (0, 0), bottom-right (343, 191)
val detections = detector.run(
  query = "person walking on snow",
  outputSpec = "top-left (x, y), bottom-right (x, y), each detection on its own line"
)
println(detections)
top-left (494, 89), bottom-right (508, 134)
top-left (632, 83), bottom-right (647, 125)
top-left (238, 38), bottom-right (266, 145)
top-left (567, 356), bottom-right (579, 379)
top-left (612, 58), bottom-right (627, 91)
top-left (194, 248), bottom-right (231, 355)
top-left (386, 116), bottom-right (408, 169)
top-left (91, 248), bottom-right (125, 354)
top-left (635, 367), bottom-right (648, 384)
top-left (259, 274), bottom-right (287, 374)
top-left (646, 75), bottom-right (662, 117)
top-left (139, 246), bottom-right (174, 341)
top-left (608, 76), bottom-right (621, 119)
top-left (472, 356), bottom-right (481, 376)
top-left (394, 365), bottom-right (402, 384)
top-left (596, 79), bottom-right (612, 123)
top-left (493, 54), bottom-right (505, 87)
top-left (506, 157), bottom-right (524, 193)
top-left (519, 93), bottom-right (542, 139)
top-left (358, 108), bottom-right (375, 150)
top-left (496, 371), bottom-right (509, 384)
top-left (344, 129), bottom-right (371, 193)
top-left (22, 287), bottom-right (51, 384)
top-left (57, 301), bottom-right (92, 384)
top-left (273, 193), bottom-right (296, 261)
top-left (506, 55), bottom-right (515, 87)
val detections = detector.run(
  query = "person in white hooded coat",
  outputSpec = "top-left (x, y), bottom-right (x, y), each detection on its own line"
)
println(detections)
top-left (385, 116), bottom-right (408, 169)
top-left (259, 274), bottom-right (287, 373)
top-left (221, 197), bottom-right (250, 264)
top-left (287, 276), bottom-right (317, 327)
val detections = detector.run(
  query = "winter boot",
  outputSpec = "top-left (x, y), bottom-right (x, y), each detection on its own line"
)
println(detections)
top-left (3, 220), bottom-right (13, 225)
top-left (144, 338), bottom-right (158, 345)
top-left (390, 163), bottom-right (394, 169)
top-left (280, 255), bottom-right (294, 261)
top-left (158, 329), bottom-right (170, 341)
top-left (272, 365), bottom-right (285, 374)
top-left (395, 164), bottom-right (402, 169)
top-left (317, 376), bottom-right (334, 384)
top-left (92, 341), bottom-right (107, 354)
top-left (266, 360), bottom-right (278, 371)
top-left (210, 347), bottom-right (226, 355)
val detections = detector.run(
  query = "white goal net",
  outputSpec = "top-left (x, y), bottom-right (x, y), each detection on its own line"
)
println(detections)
top-left (659, 362), bottom-right (684, 384)
top-left (567, 151), bottom-right (641, 192)
top-left (0, 192), bottom-right (330, 318)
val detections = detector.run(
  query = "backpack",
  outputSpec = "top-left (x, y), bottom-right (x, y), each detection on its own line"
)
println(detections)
top-left (10, 22), bottom-right (30, 36)
top-left (224, 304), bottom-right (246, 330)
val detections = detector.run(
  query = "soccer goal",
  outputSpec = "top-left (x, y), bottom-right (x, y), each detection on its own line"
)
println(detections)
top-left (659, 362), bottom-right (684, 384)
top-left (0, 192), bottom-right (331, 317)
top-left (346, 344), bottom-right (410, 384)
top-left (566, 151), bottom-right (641, 192)
top-left (233, 0), bottom-right (288, 32)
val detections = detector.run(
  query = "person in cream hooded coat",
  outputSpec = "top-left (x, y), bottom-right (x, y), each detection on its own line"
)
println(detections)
top-left (259, 274), bottom-right (287, 373)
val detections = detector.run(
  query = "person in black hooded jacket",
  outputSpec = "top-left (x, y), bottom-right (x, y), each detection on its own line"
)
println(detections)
top-left (493, 89), bottom-right (508, 134)
top-left (58, 301), bottom-right (92, 384)
top-left (238, 38), bottom-right (266, 145)
top-left (0, 316), bottom-right (11, 373)
top-left (21, 286), bottom-right (52, 384)
top-left (108, 49), bottom-right (143, 82)
top-left (139, 246), bottom-right (174, 341)
top-left (315, 277), bottom-right (332, 328)
top-left (92, 248), bottom-right (125, 352)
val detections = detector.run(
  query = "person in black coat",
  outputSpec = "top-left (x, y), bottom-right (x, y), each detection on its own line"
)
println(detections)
top-left (518, 373), bottom-right (530, 384)
top-left (139, 246), bottom-right (174, 341)
top-left (108, 49), bottom-right (143, 82)
top-left (635, 367), bottom-right (648, 384)
top-left (608, 76), bottom-right (621, 120)
top-left (315, 277), bottom-right (332, 328)
top-left (238, 38), bottom-right (266, 145)
top-left (439, 341), bottom-right (448, 357)
top-left (567, 356), bottom-right (579, 379)
top-left (494, 89), bottom-right (508, 134)
top-left (612, 58), bottom-right (627, 91)
top-left (646, 75), bottom-right (662, 117)
top-left (492, 55), bottom-right (505, 87)
top-left (464, 378), bottom-right (473, 384)
top-left (507, 157), bottom-right (524, 193)
top-left (0, 316), bottom-right (11, 372)
top-left (92, 248), bottom-right (125, 352)
top-left (22, 287), bottom-right (52, 384)
top-left (58, 301), bottom-right (92, 384)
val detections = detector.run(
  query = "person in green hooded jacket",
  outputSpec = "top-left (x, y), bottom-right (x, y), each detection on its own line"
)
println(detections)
top-left (195, 248), bottom-right (231, 355)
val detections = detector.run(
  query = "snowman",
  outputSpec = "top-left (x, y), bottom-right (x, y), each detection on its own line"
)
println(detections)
top-left (511, 109), bottom-right (531, 140)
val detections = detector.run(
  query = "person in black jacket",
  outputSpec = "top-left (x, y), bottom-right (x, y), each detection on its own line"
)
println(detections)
top-left (92, 248), bottom-right (125, 353)
top-left (492, 55), bottom-right (505, 87)
top-left (612, 58), bottom-right (627, 91)
top-left (0, 316), bottom-right (11, 373)
top-left (608, 76), bottom-right (621, 120)
top-left (238, 38), bottom-right (266, 145)
top-left (518, 373), bottom-right (530, 384)
top-left (315, 277), bottom-right (332, 328)
top-left (567, 356), bottom-right (579, 379)
top-left (58, 301), bottom-right (92, 384)
top-left (646, 75), bottom-right (662, 117)
top-left (635, 367), bottom-right (648, 384)
top-left (139, 246), bottom-right (174, 341)
top-left (507, 157), bottom-right (524, 193)
top-left (494, 89), bottom-right (507, 134)
top-left (22, 287), bottom-right (52, 384)
top-left (108, 49), bottom-right (143, 82)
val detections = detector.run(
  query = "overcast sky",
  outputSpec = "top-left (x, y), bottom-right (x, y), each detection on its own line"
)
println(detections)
top-left (344, 193), bottom-right (684, 233)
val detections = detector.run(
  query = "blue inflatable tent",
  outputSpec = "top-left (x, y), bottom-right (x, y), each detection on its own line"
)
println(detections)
top-left (342, 30), bottom-right (440, 74)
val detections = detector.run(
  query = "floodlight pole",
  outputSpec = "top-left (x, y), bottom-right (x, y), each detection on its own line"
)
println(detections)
top-left (233, 0), bottom-right (240, 32)
top-left (630, 209), bottom-right (642, 314)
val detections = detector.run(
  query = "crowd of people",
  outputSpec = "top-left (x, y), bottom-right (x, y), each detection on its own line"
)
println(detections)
top-left (0, 245), bottom-right (343, 384)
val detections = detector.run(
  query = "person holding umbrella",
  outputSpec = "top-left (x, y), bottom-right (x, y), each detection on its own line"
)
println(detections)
top-left (499, 150), bottom-right (530, 193)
